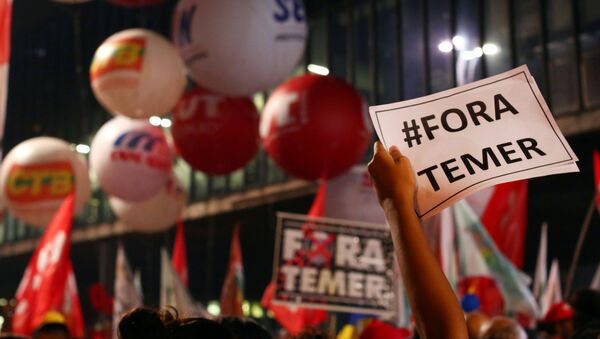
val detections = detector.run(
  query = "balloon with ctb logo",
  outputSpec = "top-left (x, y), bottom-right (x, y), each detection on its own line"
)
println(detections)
top-left (0, 137), bottom-right (91, 228)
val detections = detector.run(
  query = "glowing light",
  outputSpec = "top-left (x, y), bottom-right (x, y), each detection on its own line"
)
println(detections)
top-left (461, 47), bottom-right (484, 60)
top-left (160, 118), bottom-right (172, 128)
top-left (243, 300), bottom-right (250, 316)
top-left (482, 43), bottom-right (499, 55)
top-left (251, 303), bottom-right (264, 318)
top-left (438, 40), bottom-right (453, 53)
top-left (149, 116), bottom-right (162, 126)
top-left (207, 301), bottom-right (220, 316)
top-left (452, 35), bottom-right (467, 50)
top-left (307, 64), bottom-right (330, 76)
top-left (75, 144), bottom-right (90, 154)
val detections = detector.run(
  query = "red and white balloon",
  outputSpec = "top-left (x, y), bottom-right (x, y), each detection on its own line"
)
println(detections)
top-left (261, 74), bottom-right (372, 180)
top-left (109, 177), bottom-right (185, 233)
top-left (172, 87), bottom-right (259, 176)
top-left (0, 137), bottom-right (91, 228)
top-left (90, 29), bottom-right (186, 118)
top-left (90, 117), bottom-right (172, 202)
top-left (172, 0), bottom-right (307, 96)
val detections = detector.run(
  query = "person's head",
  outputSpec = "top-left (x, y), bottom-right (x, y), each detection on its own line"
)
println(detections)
top-left (543, 302), bottom-right (574, 338)
top-left (286, 328), bottom-right (331, 339)
top-left (219, 316), bottom-right (273, 339)
top-left (466, 311), bottom-right (490, 339)
top-left (33, 311), bottom-right (69, 339)
top-left (570, 289), bottom-right (600, 331)
top-left (480, 316), bottom-right (527, 339)
top-left (1, 334), bottom-right (31, 339)
top-left (172, 317), bottom-right (234, 339)
top-left (117, 307), bottom-right (173, 339)
top-left (32, 323), bottom-right (69, 339)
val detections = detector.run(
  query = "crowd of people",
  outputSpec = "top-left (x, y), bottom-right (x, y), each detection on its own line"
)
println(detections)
top-left (1, 142), bottom-right (599, 339)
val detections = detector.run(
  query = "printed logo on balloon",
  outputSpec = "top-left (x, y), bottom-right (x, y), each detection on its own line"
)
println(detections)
top-left (0, 137), bottom-right (91, 228)
top-left (90, 29), bottom-right (186, 118)
top-left (90, 117), bottom-right (172, 202)
top-left (172, 87), bottom-right (259, 176)
top-left (172, 0), bottom-right (307, 96)
top-left (261, 75), bottom-right (372, 181)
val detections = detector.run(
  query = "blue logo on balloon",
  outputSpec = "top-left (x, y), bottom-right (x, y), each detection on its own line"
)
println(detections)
top-left (273, 0), bottom-right (305, 23)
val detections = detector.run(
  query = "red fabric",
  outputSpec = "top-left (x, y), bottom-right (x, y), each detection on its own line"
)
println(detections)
top-left (12, 194), bottom-right (85, 337)
top-left (172, 220), bottom-right (188, 286)
top-left (261, 182), bottom-right (328, 334)
top-left (88, 283), bottom-right (113, 316)
top-left (261, 282), bottom-right (328, 334)
top-left (593, 150), bottom-right (600, 210)
top-left (457, 276), bottom-right (505, 317)
top-left (543, 302), bottom-right (574, 324)
top-left (220, 224), bottom-right (244, 317)
top-left (359, 319), bottom-right (411, 339)
top-left (480, 180), bottom-right (528, 268)
top-left (0, 0), bottom-right (10, 65)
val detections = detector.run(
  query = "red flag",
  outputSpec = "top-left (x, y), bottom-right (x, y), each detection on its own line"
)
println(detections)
top-left (0, 0), bottom-right (10, 151)
top-left (220, 224), bottom-right (244, 317)
top-left (261, 282), bottom-right (328, 334)
top-left (359, 319), bottom-right (411, 339)
top-left (172, 220), bottom-right (188, 287)
top-left (12, 193), bottom-right (85, 337)
top-left (262, 181), bottom-right (327, 333)
top-left (593, 150), bottom-right (600, 210)
top-left (480, 180), bottom-right (529, 268)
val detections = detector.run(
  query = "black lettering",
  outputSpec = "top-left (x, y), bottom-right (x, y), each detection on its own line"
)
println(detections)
top-left (466, 101), bottom-right (493, 125)
top-left (440, 158), bottom-right (466, 183)
top-left (460, 148), bottom-right (502, 175)
top-left (420, 115), bottom-right (439, 140)
top-left (497, 142), bottom-right (522, 164)
top-left (494, 94), bottom-right (519, 119)
top-left (516, 138), bottom-right (546, 159)
top-left (441, 109), bottom-right (468, 132)
top-left (417, 165), bottom-right (441, 192)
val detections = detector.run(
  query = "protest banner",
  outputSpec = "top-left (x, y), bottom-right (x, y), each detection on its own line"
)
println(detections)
top-left (271, 212), bottom-right (395, 316)
top-left (369, 65), bottom-right (578, 219)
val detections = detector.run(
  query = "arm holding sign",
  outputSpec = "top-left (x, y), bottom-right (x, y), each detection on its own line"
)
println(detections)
top-left (368, 142), bottom-right (467, 339)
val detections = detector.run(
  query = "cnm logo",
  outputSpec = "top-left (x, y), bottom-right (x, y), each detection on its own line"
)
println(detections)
top-left (114, 131), bottom-right (164, 152)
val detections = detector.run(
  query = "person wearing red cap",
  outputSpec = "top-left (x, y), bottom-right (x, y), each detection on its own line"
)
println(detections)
top-left (542, 302), bottom-right (574, 339)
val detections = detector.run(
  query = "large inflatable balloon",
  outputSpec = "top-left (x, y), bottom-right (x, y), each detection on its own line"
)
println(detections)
top-left (90, 29), bottom-right (186, 118)
top-left (172, 87), bottom-right (259, 176)
top-left (90, 117), bottom-right (172, 201)
top-left (261, 74), bottom-right (372, 180)
top-left (109, 177), bottom-right (185, 233)
top-left (0, 137), bottom-right (91, 228)
top-left (172, 0), bottom-right (307, 96)
top-left (107, 0), bottom-right (164, 7)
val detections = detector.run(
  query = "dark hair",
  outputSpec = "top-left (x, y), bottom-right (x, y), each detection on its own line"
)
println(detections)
top-left (570, 289), bottom-right (600, 330)
top-left (0, 334), bottom-right (31, 339)
top-left (571, 320), bottom-right (600, 339)
top-left (286, 328), bottom-right (331, 339)
top-left (117, 307), bottom-right (173, 339)
top-left (173, 317), bottom-right (235, 339)
top-left (219, 316), bottom-right (273, 339)
top-left (33, 323), bottom-right (69, 339)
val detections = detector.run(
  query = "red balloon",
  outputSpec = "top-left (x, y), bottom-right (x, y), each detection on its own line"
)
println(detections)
top-left (172, 87), bottom-right (260, 176)
top-left (260, 74), bottom-right (371, 181)
top-left (107, 0), bottom-right (163, 7)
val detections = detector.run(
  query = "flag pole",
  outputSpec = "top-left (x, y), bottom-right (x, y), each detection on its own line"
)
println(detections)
top-left (565, 189), bottom-right (598, 297)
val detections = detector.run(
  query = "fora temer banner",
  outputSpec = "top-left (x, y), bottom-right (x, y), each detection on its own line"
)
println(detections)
top-left (271, 212), bottom-right (396, 316)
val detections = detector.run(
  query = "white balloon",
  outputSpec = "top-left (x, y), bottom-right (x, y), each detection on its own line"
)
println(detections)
top-left (109, 177), bottom-right (186, 233)
top-left (90, 28), bottom-right (187, 118)
top-left (172, 0), bottom-right (307, 96)
top-left (0, 137), bottom-right (91, 228)
top-left (90, 116), bottom-right (172, 201)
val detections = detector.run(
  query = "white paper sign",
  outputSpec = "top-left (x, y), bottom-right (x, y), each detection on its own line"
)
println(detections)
top-left (369, 65), bottom-right (578, 219)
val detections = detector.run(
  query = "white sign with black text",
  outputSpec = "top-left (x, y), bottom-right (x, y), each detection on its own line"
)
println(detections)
top-left (271, 213), bottom-right (395, 316)
top-left (369, 65), bottom-right (578, 219)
